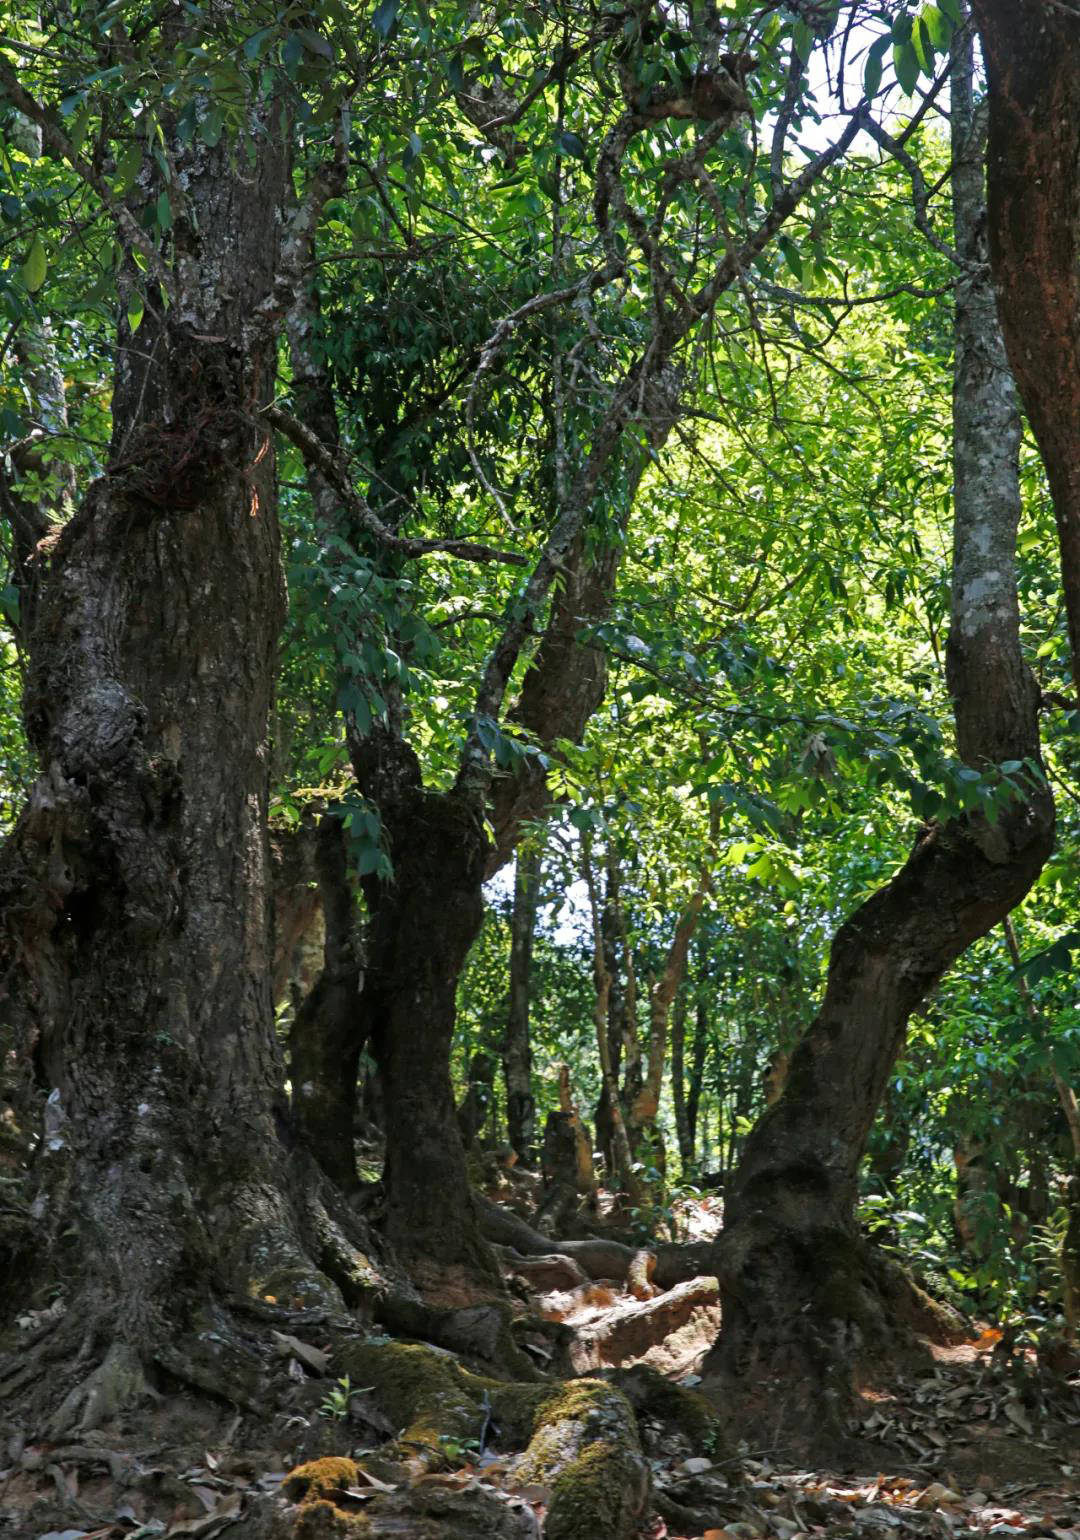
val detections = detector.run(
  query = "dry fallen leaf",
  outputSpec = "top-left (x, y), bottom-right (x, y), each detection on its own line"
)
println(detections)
top-left (1003, 1401), bottom-right (1034, 1436)
top-left (270, 1330), bottom-right (329, 1375)
top-left (913, 1483), bottom-right (962, 1509)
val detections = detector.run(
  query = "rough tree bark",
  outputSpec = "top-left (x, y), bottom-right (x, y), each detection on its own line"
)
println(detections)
top-left (287, 812), bottom-right (363, 1192)
top-left (350, 728), bottom-right (499, 1287)
top-left (504, 840), bottom-right (542, 1162)
top-left (708, 23), bottom-right (1054, 1433)
top-left (969, 0), bottom-right (1080, 697)
top-left (0, 83), bottom-right (378, 1431)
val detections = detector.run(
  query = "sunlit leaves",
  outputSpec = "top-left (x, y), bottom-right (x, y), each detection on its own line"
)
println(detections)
top-left (20, 231), bottom-right (46, 291)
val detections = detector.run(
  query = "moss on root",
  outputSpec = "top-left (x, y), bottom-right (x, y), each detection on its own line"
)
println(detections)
top-left (277, 1460), bottom-right (369, 1539)
top-left (283, 1458), bottom-right (360, 1502)
top-left (322, 1340), bottom-right (651, 1539)
top-left (335, 1338), bottom-right (548, 1472)
top-left (613, 1363), bottom-right (724, 1451)
top-left (515, 1379), bottom-right (649, 1540)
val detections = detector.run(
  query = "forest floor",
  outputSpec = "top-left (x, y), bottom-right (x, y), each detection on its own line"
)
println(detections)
top-left (2, 1192), bottom-right (1078, 1540)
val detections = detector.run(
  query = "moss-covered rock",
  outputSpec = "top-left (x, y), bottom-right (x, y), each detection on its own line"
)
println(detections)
top-left (324, 1341), bottom-right (650, 1539)
top-left (283, 1457), bottom-right (360, 1503)
top-left (335, 1338), bottom-right (548, 1472)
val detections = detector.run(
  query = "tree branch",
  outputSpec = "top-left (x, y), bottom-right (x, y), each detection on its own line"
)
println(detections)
top-left (264, 405), bottom-right (527, 567)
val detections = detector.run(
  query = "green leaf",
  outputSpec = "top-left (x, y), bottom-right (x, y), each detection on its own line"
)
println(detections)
top-left (243, 26), bottom-right (274, 60)
top-left (372, 0), bottom-right (399, 39)
top-left (116, 139), bottom-right (143, 192)
top-left (913, 19), bottom-right (934, 70)
top-left (21, 232), bottom-right (46, 292)
top-left (446, 51), bottom-right (465, 92)
top-left (353, 843), bottom-right (383, 876)
top-left (200, 104), bottom-right (225, 147)
top-left (893, 40), bottom-right (920, 95)
top-left (126, 292), bottom-right (145, 333)
top-left (792, 19), bottom-right (813, 63)
top-left (298, 28), bottom-right (334, 60)
top-left (0, 581), bottom-right (19, 625)
top-left (556, 129), bottom-right (587, 160)
top-left (920, 5), bottom-right (952, 50)
top-left (156, 189), bottom-right (173, 231)
top-left (778, 235), bottom-right (804, 281)
top-left (863, 34), bottom-right (889, 99)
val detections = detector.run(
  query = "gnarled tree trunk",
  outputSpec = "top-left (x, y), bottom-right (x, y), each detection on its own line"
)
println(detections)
top-left (351, 729), bottom-right (499, 1287)
top-left (708, 23), bottom-right (1054, 1433)
top-left (0, 103), bottom-right (374, 1433)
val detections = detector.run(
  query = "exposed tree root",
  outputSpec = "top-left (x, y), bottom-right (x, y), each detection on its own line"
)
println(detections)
top-left (565, 1275), bottom-right (722, 1375)
top-left (50, 1340), bottom-right (152, 1435)
top-left (266, 1337), bottom-right (721, 1540)
top-left (477, 1193), bottom-right (715, 1289)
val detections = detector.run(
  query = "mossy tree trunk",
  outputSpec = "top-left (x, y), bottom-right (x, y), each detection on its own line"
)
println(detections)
top-left (710, 23), bottom-right (1054, 1426)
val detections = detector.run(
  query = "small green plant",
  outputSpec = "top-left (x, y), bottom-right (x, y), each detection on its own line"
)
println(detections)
top-left (319, 1374), bottom-right (361, 1421)
top-left (1027, 1205), bottom-right (1071, 1305)
top-left (437, 1432), bottom-right (483, 1464)
top-left (701, 1423), bottom-right (722, 1457)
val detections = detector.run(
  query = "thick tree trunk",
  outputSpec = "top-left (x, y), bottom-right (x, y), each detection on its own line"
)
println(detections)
top-left (352, 732), bottom-right (499, 1287)
top-left (288, 812), bottom-right (363, 1191)
top-left (970, 0), bottom-right (1080, 697)
top-left (708, 24), bottom-right (1054, 1432)
top-left (0, 113), bottom-right (378, 1432)
top-left (504, 841), bottom-right (541, 1162)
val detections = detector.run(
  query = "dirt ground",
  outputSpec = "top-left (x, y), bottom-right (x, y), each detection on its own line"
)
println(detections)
top-left (2, 1266), bottom-right (1077, 1540)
